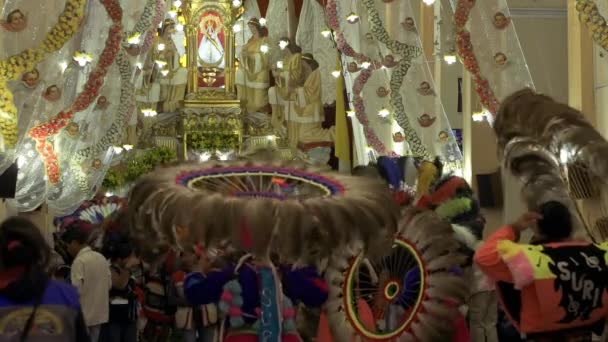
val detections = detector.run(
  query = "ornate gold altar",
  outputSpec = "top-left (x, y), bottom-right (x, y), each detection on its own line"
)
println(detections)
top-left (180, 0), bottom-right (244, 159)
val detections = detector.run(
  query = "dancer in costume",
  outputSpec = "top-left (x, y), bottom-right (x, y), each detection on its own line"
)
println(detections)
top-left (475, 202), bottom-right (608, 341)
top-left (184, 249), bottom-right (327, 341)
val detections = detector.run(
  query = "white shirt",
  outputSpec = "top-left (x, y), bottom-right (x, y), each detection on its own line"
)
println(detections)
top-left (71, 246), bottom-right (112, 326)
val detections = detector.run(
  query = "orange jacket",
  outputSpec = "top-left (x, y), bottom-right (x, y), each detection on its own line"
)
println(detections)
top-left (475, 225), bottom-right (608, 335)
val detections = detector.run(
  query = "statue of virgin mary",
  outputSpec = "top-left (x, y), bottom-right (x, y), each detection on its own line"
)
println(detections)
top-left (198, 21), bottom-right (225, 69)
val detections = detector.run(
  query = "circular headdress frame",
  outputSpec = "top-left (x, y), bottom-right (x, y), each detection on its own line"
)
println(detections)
top-left (127, 159), bottom-right (399, 262)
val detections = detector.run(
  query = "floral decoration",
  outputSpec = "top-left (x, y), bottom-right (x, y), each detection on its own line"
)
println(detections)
top-left (29, 0), bottom-right (124, 184)
top-left (326, 0), bottom-right (397, 157)
top-left (139, 0), bottom-right (166, 54)
top-left (0, 0), bottom-right (87, 147)
top-left (389, 61), bottom-right (431, 159)
top-left (454, 0), bottom-right (500, 116)
top-left (73, 50), bottom-right (135, 191)
top-left (576, 0), bottom-right (608, 52)
top-left (361, 0), bottom-right (430, 159)
top-left (123, 0), bottom-right (156, 53)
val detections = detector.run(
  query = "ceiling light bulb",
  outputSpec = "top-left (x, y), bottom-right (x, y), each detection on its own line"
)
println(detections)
top-left (155, 60), bottom-right (168, 68)
top-left (127, 33), bottom-right (142, 45)
top-left (346, 12), bottom-right (360, 23)
top-left (321, 29), bottom-right (332, 38)
top-left (443, 54), bottom-right (457, 65)
top-left (378, 108), bottom-right (390, 118)
top-left (168, 10), bottom-right (177, 17)
top-left (233, 24), bottom-right (242, 32)
top-left (276, 61), bottom-right (284, 69)
top-left (123, 144), bottom-right (133, 151)
top-left (331, 70), bottom-right (341, 78)
top-left (161, 70), bottom-right (170, 76)
top-left (260, 44), bottom-right (269, 53)
top-left (278, 39), bottom-right (289, 50)
top-left (173, 0), bottom-right (182, 7)
top-left (346, 110), bottom-right (356, 117)
top-left (259, 18), bottom-right (267, 26)
top-left (157, 43), bottom-right (166, 51)
top-left (423, 0), bottom-right (436, 5)
top-left (232, 0), bottom-right (242, 7)
top-left (113, 146), bottom-right (124, 154)
top-left (361, 61), bottom-right (371, 69)
top-left (176, 23), bottom-right (184, 32)
top-left (73, 51), bottom-right (93, 67)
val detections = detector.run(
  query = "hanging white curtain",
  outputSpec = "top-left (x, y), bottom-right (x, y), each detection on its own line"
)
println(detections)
top-left (295, 0), bottom-right (338, 105)
top-left (265, 0), bottom-right (289, 44)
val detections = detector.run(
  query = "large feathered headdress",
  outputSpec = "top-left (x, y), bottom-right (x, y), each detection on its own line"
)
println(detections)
top-left (126, 157), bottom-right (399, 263)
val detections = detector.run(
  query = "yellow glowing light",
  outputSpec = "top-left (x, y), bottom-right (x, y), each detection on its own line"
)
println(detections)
top-left (346, 12), bottom-right (360, 23)
top-left (378, 108), bottom-right (390, 118)
top-left (127, 33), bottom-right (142, 45)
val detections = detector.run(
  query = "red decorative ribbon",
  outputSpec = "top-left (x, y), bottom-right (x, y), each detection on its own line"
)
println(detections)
top-left (29, 0), bottom-right (124, 184)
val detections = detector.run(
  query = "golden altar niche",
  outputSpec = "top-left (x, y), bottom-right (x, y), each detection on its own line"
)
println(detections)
top-left (180, 0), bottom-right (244, 159)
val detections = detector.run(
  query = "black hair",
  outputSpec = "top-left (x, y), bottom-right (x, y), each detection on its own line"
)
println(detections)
top-left (61, 223), bottom-right (91, 245)
top-left (536, 201), bottom-right (572, 241)
top-left (302, 54), bottom-right (319, 71)
top-left (0, 217), bottom-right (50, 302)
top-left (102, 232), bottom-right (133, 261)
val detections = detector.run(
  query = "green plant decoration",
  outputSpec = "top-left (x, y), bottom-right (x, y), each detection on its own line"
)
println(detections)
top-left (186, 129), bottom-right (239, 152)
top-left (102, 146), bottom-right (177, 190)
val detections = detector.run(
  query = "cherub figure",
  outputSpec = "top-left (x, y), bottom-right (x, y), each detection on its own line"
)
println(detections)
top-left (376, 86), bottom-right (390, 98)
top-left (94, 96), bottom-right (109, 111)
top-left (418, 114), bottom-right (436, 127)
top-left (1, 9), bottom-right (27, 32)
top-left (493, 12), bottom-right (511, 29)
top-left (21, 69), bottom-right (40, 89)
top-left (383, 55), bottom-right (398, 68)
top-left (402, 17), bottom-right (416, 32)
top-left (494, 52), bottom-right (508, 66)
top-left (417, 81), bottom-right (435, 96)
top-left (43, 85), bottom-right (61, 102)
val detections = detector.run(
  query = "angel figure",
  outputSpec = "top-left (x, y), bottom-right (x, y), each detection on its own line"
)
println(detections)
top-left (418, 114), bottom-right (436, 127)
top-left (417, 81), bottom-right (435, 96)
top-left (43, 85), bottom-right (61, 102)
top-left (438, 130), bottom-right (449, 144)
top-left (493, 12), bottom-right (511, 29)
top-left (94, 96), bottom-right (110, 111)
top-left (66, 122), bottom-right (80, 137)
top-left (494, 52), bottom-right (508, 67)
top-left (402, 17), bottom-right (416, 32)
top-left (383, 55), bottom-right (398, 68)
top-left (1, 9), bottom-right (27, 32)
top-left (347, 62), bottom-right (361, 73)
top-left (21, 69), bottom-right (40, 89)
top-left (376, 86), bottom-right (390, 98)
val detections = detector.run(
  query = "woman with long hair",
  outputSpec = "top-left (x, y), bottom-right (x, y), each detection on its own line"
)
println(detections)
top-left (0, 217), bottom-right (90, 341)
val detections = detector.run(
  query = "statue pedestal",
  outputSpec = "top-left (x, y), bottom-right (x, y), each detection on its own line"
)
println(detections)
top-left (181, 96), bottom-right (243, 159)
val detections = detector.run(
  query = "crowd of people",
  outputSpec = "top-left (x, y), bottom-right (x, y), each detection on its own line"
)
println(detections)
top-left (0, 90), bottom-right (607, 342)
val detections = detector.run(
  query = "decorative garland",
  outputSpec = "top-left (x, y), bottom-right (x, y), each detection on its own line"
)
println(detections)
top-left (29, 0), bottom-right (124, 184)
top-left (576, 0), bottom-right (608, 52)
top-left (325, 0), bottom-right (398, 157)
top-left (72, 0), bottom-right (163, 191)
top-left (360, 0), bottom-right (431, 160)
top-left (0, 0), bottom-right (88, 147)
top-left (102, 146), bottom-right (177, 190)
top-left (123, 0), bottom-right (156, 53)
top-left (454, 0), bottom-right (500, 116)
top-left (140, 0), bottom-right (166, 54)
top-left (73, 50), bottom-right (135, 191)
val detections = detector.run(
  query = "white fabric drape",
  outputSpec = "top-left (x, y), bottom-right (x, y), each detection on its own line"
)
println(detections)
top-left (295, 0), bottom-right (338, 105)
